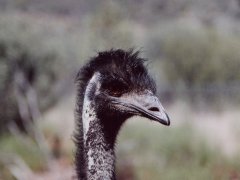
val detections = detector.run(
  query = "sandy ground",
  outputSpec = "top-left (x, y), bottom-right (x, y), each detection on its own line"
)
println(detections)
top-left (169, 101), bottom-right (240, 156)
top-left (28, 160), bottom-right (75, 180)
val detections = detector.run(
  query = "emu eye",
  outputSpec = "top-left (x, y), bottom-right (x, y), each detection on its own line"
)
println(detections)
top-left (108, 88), bottom-right (123, 97)
top-left (102, 79), bottom-right (128, 97)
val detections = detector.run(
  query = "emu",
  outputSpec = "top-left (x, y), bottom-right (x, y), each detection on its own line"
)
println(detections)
top-left (74, 49), bottom-right (170, 180)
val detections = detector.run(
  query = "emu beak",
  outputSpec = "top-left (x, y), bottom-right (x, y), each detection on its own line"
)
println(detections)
top-left (111, 92), bottom-right (170, 126)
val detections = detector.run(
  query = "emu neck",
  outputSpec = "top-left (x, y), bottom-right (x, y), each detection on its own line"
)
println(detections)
top-left (81, 73), bottom-right (116, 180)
top-left (82, 100), bottom-right (115, 180)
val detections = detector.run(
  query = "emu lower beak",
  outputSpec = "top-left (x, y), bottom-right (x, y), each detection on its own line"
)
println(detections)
top-left (111, 92), bottom-right (170, 126)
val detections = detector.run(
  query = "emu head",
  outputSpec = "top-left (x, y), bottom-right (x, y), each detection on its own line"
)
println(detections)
top-left (77, 49), bottom-right (170, 134)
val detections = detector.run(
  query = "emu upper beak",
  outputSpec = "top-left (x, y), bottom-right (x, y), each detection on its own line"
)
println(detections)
top-left (110, 92), bottom-right (170, 126)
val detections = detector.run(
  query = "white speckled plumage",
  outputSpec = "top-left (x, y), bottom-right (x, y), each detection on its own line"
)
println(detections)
top-left (82, 73), bottom-right (114, 180)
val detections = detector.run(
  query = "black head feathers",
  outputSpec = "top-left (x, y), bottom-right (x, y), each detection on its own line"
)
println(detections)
top-left (76, 49), bottom-right (157, 95)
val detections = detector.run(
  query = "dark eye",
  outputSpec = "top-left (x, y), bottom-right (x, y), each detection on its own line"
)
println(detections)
top-left (102, 79), bottom-right (128, 97)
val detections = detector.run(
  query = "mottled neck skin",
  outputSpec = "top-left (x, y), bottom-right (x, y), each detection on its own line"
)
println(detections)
top-left (82, 101), bottom-right (115, 180)
top-left (80, 73), bottom-right (117, 180)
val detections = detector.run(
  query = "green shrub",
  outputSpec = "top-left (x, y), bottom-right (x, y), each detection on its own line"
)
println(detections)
top-left (0, 135), bottom-right (46, 172)
top-left (0, 14), bottom-right (78, 133)
top-left (86, 1), bottom-right (133, 51)
top-left (145, 22), bottom-right (240, 104)
top-left (161, 26), bottom-right (240, 86)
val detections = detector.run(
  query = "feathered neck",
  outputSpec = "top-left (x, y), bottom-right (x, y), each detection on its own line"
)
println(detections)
top-left (75, 73), bottom-right (119, 180)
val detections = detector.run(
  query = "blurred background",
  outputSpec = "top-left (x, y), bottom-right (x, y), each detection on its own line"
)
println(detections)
top-left (0, 0), bottom-right (240, 179)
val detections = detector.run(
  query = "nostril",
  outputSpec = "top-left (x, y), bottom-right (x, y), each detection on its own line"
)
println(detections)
top-left (148, 107), bottom-right (159, 112)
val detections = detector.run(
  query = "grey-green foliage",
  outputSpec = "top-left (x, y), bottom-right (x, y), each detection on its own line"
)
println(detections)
top-left (146, 22), bottom-right (240, 103)
top-left (0, 135), bottom-right (46, 172)
top-left (161, 26), bottom-right (240, 86)
top-left (86, 1), bottom-right (133, 51)
top-left (0, 14), bottom-right (77, 133)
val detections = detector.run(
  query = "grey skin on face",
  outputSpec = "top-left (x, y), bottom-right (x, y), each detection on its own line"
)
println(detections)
top-left (107, 91), bottom-right (170, 126)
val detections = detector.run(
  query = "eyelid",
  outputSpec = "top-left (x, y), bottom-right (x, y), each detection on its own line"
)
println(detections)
top-left (103, 80), bottom-right (128, 96)
top-left (101, 76), bottom-right (129, 90)
top-left (108, 77), bottom-right (127, 86)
